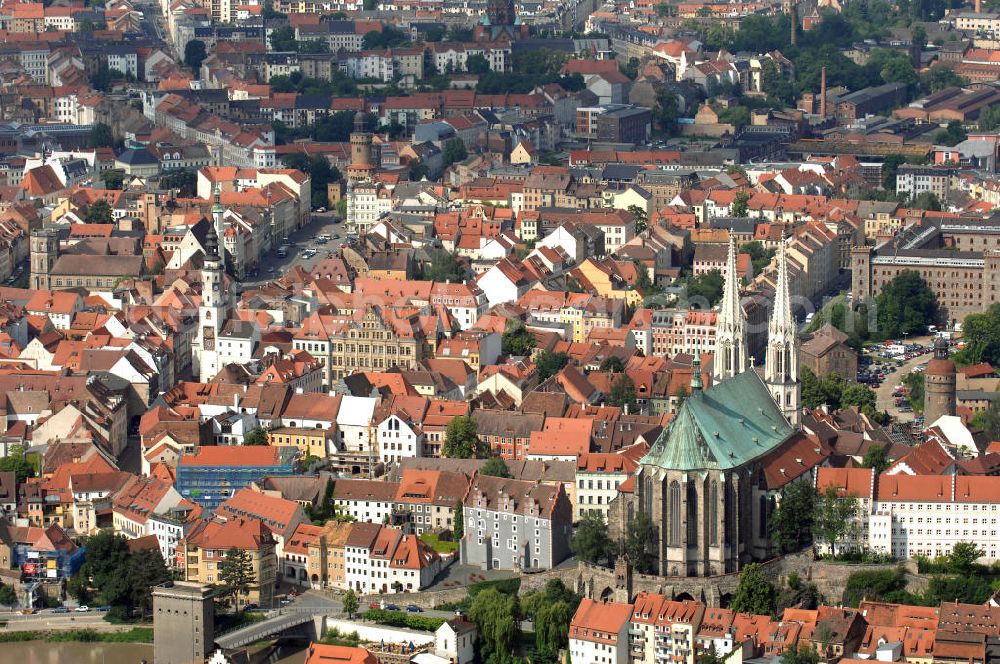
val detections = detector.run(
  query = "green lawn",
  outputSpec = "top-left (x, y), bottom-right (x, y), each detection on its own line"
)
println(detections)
top-left (420, 533), bottom-right (459, 554)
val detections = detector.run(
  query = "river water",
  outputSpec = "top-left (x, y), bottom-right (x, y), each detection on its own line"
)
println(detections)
top-left (0, 641), bottom-right (309, 664)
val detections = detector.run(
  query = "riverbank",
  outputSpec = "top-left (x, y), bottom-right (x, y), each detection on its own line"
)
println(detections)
top-left (0, 626), bottom-right (153, 643)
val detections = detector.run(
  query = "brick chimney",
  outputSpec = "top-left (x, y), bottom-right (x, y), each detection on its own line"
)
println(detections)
top-left (819, 66), bottom-right (827, 118)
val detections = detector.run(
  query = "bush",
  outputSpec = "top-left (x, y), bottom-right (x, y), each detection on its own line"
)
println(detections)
top-left (469, 577), bottom-right (520, 598)
top-left (362, 609), bottom-right (446, 631)
top-left (842, 567), bottom-right (910, 607)
top-left (322, 627), bottom-right (361, 646)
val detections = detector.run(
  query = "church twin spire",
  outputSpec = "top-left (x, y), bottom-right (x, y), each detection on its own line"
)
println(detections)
top-left (712, 234), bottom-right (748, 381)
top-left (710, 228), bottom-right (801, 426)
top-left (764, 232), bottom-right (800, 426)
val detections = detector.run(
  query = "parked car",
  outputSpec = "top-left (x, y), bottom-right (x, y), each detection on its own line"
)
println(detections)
top-left (52, 607), bottom-right (70, 614)
top-left (245, 604), bottom-right (259, 612)
top-left (406, 605), bottom-right (423, 613)
top-left (75, 606), bottom-right (90, 612)
top-left (369, 603), bottom-right (380, 610)
top-left (385, 604), bottom-right (401, 611)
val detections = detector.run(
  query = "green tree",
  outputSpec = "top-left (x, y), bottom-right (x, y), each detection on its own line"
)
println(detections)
top-left (466, 54), bottom-right (491, 74)
top-left (875, 271), bottom-right (939, 339)
top-left (655, 2), bottom-right (673, 17)
top-left (624, 512), bottom-right (656, 573)
top-left (841, 382), bottom-right (877, 411)
top-left (600, 356), bottom-right (625, 372)
top-left (447, 25), bottom-right (474, 41)
top-left (769, 480), bottom-right (816, 554)
top-left (244, 426), bottom-right (268, 446)
top-left (879, 57), bottom-right (919, 87)
top-left (782, 645), bottom-right (820, 664)
top-left (536, 350), bottom-right (570, 380)
top-left (453, 501), bottom-right (464, 539)
top-left (627, 205), bottom-right (648, 234)
top-left (740, 241), bottom-right (775, 275)
top-left (469, 588), bottom-right (519, 655)
top-left (948, 541), bottom-right (984, 574)
top-left (920, 66), bottom-right (966, 95)
top-left (957, 303), bottom-right (1000, 366)
top-left (972, 399), bottom-right (1000, 438)
top-left (731, 191), bottom-right (750, 217)
top-left (911, 25), bottom-right (927, 50)
top-left (979, 104), bottom-right (1000, 131)
top-left (812, 486), bottom-right (860, 557)
top-left (0, 584), bottom-right (17, 606)
top-left (480, 457), bottom-right (512, 478)
top-left (535, 600), bottom-right (572, 654)
top-left (100, 169), bottom-right (125, 190)
top-left (363, 25), bottom-right (409, 49)
top-left (219, 547), bottom-right (256, 611)
top-left (934, 120), bottom-right (967, 147)
top-left (0, 445), bottom-right (34, 484)
top-left (501, 320), bottom-right (535, 356)
top-left (342, 589), bottom-right (359, 618)
top-left (902, 371), bottom-right (925, 415)
top-left (881, 154), bottom-right (906, 191)
top-left (654, 87), bottom-right (680, 135)
top-left (909, 191), bottom-right (942, 211)
top-left (421, 249), bottom-right (464, 282)
top-left (862, 446), bottom-right (889, 474)
top-left (270, 26), bottom-right (297, 51)
top-left (79, 531), bottom-right (131, 607)
top-left (184, 39), bottom-right (207, 73)
top-left (85, 199), bottom-right (113, 224)
top-left (128, 548), bottom-right (170, 618)
top-left (443, 416), bottom-right (485, 458)
top-left (686, 270), bottom-right (725, 307)
top-left (571, 513), bottom-right (615, 565)
top-left (88, 123), bottom-right (115, 149)
top-left (730, 562), bottom-right (776, 615)
top-left (442, 137), bottom-right (469, 166)
top-left (607, 374), bottom-right (637, 411)
top-left (842, 567), bottom-right (909, 607)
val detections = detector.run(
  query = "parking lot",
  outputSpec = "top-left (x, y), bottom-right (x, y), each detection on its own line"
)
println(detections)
top-left (865, 336), bottom-right (935, 424)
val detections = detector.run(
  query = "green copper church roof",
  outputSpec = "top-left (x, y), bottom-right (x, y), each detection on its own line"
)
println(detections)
top-left (641, 370), bottom-right (794, 471)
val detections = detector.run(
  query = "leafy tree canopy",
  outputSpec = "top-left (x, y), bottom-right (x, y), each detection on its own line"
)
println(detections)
top-left (502, 321), bottom-right (535, 357)
top-left (443, 415), bottom-right (486, 459)
top-left (731, 562), bottom-right (776, 615)
top-left (571, 513), bottom-right (615, 565)
top-left (480, 457), bottom-right (511, 478)
top-left (536, 350), bottom-right (570, 381)
top-left (875, 270), bottom-right (939, 338)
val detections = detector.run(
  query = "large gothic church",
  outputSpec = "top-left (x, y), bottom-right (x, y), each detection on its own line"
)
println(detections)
top-left (609, 236), bottom-right (803, 577)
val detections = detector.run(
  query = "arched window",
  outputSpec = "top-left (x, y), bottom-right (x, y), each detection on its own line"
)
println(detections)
top-left (643, 473), bottom-right (654, 516)
top-left (669, 481), bottom-right (681, 546)
top-left (687, 482), bottom-right (698, 548)
top-left (724, 479), bottom-right (736, 546)
top-left (759, 495), bottom-right (769, 539)
top-left (708, 480), bottom-right (718, 546)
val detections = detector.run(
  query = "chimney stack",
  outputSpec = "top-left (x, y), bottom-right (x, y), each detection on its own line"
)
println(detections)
top-left (789, 2), bottom-right (797, 46)
top-left (820, 66), bottom-right (827, 118)
top-left (976, 0), bottom-right (982, 12)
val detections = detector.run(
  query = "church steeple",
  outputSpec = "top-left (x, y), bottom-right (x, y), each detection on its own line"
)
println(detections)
top-left (211, 182), bottom-right (225, 254)
top-left (713, 233), bottom-right (747, 381)
top-left (765, 232), bottom-right (800, 427)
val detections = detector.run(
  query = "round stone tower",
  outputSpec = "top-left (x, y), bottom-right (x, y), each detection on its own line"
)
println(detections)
top-left (348, 111), bottom-right (374, 184)
top-left (923, 337), bottom-right (956, 427)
